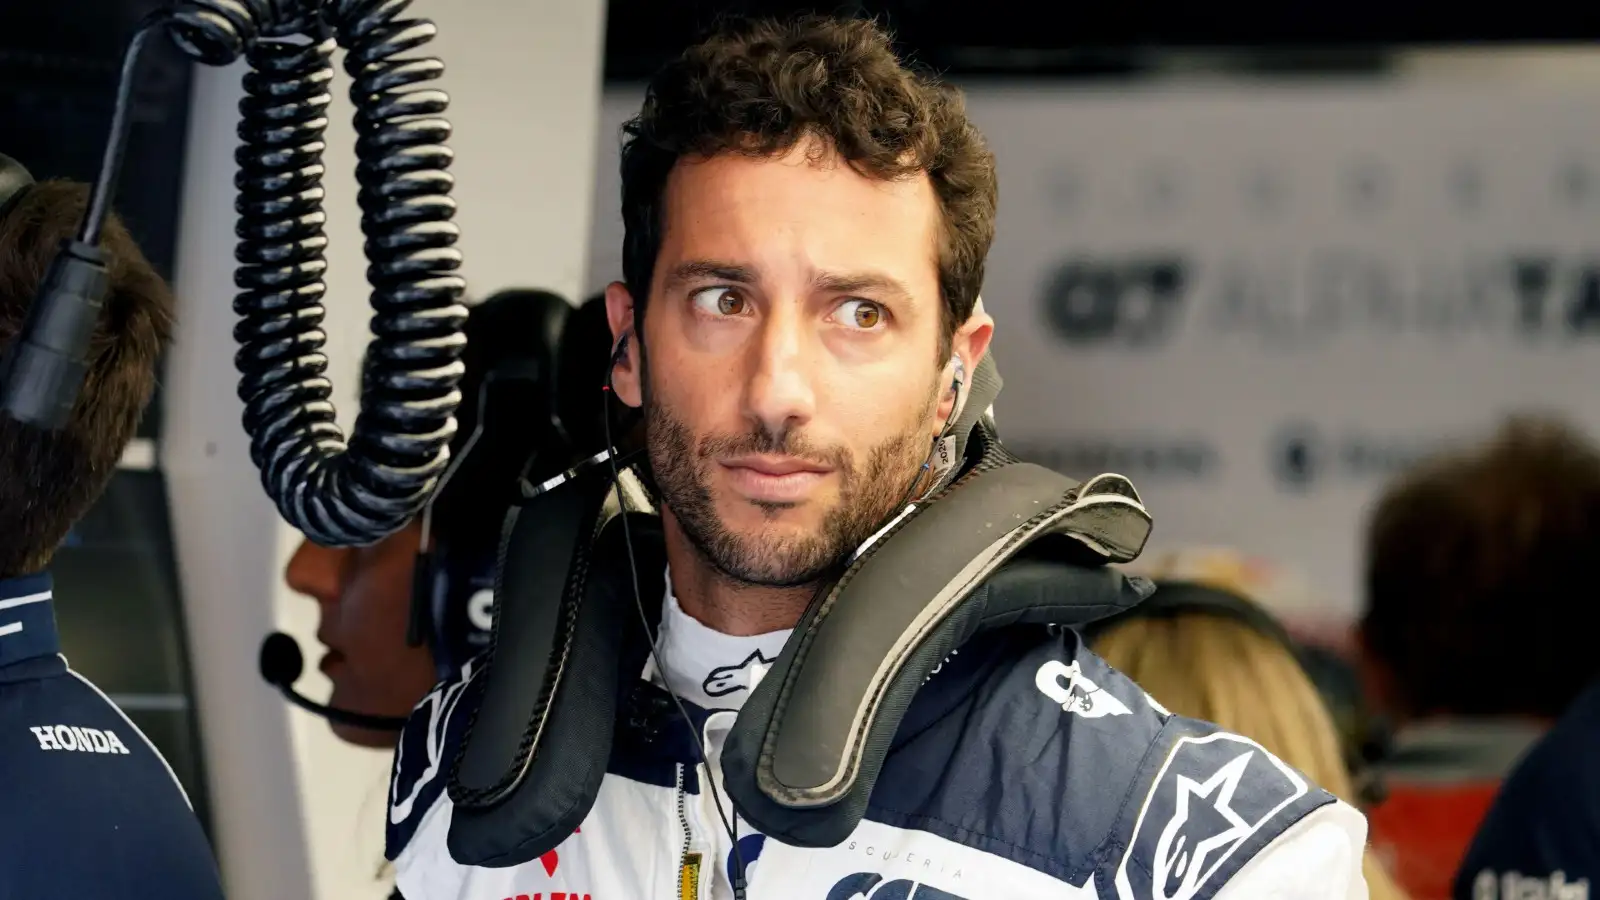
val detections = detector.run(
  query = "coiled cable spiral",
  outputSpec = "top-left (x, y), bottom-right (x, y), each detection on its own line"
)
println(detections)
top-left (166, 0), bottom-right (468, 546)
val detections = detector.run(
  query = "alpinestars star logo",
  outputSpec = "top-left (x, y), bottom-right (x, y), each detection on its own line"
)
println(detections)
top-left (1115, 733), bottom-right (1311, 900)
top-left (1151, 753), bottom-right (1255, 900)
top-left (703, 650), bottom-right (775, 698)
top-left (1035, 660), bottom-right (1132, 718)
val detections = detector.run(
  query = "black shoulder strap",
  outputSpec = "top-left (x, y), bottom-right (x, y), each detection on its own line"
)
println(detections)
top-left (445, 462), bottom-right (665, 867)
top-left (722, 453), bottom-right (1154, 846)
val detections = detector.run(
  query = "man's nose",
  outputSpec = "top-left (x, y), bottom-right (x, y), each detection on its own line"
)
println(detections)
top-left (284, 540), bottom-right (347, 607)
top-left (742, 310), bottom-right (817, 440)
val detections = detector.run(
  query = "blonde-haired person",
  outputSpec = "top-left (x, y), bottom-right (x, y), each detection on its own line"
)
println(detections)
top-left (1095, 548), bottom-right (1409, 900)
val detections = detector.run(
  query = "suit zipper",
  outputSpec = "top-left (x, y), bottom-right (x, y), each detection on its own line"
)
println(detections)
top-left (676, 762), bottom-right (692, 858)
top-left (676, 762), bottom-right (695, 899)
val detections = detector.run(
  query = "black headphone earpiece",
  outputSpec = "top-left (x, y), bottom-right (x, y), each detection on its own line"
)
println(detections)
top-left (406, 352), bottom-right (551, 666)
top-left (406, 365), bottom-right (501, 652)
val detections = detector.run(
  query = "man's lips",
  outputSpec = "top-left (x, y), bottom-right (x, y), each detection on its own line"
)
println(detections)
top-left (719, 455), bottom-right (833, 503)
top-left (720, 454), bottom-right (833, 477)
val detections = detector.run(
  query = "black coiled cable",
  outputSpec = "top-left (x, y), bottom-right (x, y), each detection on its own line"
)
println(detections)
top-left (165, 0), bottom-right (467, 547)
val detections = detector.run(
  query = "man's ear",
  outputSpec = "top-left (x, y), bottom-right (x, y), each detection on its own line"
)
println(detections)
top-left (934, 301), bottom-right (995, 434)
top-left (604, 281), bottom-right (642, 409)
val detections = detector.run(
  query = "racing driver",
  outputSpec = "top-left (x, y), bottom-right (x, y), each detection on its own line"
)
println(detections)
top-left (385, 14), bottom-right (1372, 900)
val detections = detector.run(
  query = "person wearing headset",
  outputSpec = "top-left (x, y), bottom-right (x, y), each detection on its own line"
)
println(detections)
top-left (0, 166), bottom-right (224, 897)
top-left (385, 15), bottom-right (1368, 900)
top-left (280, 288), bottom-right (611, 747)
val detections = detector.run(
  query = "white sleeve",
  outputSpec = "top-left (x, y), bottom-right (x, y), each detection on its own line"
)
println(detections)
top-left (393, 795), bottom-right (467, 900)
top-left (1212, 801), bottom-right (1370, 900)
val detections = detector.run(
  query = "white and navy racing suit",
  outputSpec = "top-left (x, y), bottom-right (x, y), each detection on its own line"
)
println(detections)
top-left (388, 580), bottom-right (1371, 900)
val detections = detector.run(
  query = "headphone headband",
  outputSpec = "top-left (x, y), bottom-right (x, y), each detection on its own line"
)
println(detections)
top-left (1086, 577), bottom-right (1393, 806)
top-left (407, 289), bottom-right (577, 672)
top-left (0, 153), bottom-right (37, 220)
top-left (1093, 580), bottom-right (1298, 654)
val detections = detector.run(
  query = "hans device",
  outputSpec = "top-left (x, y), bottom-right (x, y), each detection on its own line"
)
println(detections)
top-left (441, 348), bottom-right (1157, 878)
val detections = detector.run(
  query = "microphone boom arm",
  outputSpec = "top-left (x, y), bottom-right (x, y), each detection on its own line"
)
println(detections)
top-left (259, 631), bottom-right (408, 732)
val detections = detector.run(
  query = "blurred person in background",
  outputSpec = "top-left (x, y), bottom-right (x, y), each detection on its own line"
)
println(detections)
top-left (0, 166), bottom-right (224, 897)
top-left (1097, 547), bottom-right (1410, 900)
top-left (283, 290), bottom-right (614, 748)
top-left (1358, 415), bottom-right (1600, 900)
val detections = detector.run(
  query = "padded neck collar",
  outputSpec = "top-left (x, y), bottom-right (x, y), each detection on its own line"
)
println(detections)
top-left (444, 354), bottom-right (1156, 865)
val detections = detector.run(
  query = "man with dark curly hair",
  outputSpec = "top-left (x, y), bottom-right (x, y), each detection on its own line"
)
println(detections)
top-left (1357, 415), bottom-right (1600, 900)
top-left (385, 16), bottom-right (1369, 899)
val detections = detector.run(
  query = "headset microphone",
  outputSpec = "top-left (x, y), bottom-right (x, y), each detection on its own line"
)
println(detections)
top-left (257, 632), bottom-right (408, 732)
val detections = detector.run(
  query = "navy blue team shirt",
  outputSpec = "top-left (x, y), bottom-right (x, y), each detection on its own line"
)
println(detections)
top-left (0, 573), bottom-right (225, 898)
top-left (1454, 679), bottom-right (1600, 900)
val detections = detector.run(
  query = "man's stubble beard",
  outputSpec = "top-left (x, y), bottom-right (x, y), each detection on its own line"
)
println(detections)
top-left (643, 360), bottom-right (938, 589)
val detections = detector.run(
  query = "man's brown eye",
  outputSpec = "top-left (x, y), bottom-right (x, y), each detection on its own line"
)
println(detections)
top-left (691, 287), bottom-right (747, 317)
top-left (837, 299), bottom-right (884, 330)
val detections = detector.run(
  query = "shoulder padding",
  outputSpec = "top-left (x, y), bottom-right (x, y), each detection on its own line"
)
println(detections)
top-left (864, 628), bottom-right (1176, 881)
top-left (1098, 713), bottom-right (1339, 897)
top-left (865, 628), bottom-right (1337, 894)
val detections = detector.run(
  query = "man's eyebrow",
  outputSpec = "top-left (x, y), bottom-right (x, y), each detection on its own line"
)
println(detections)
top-left (661, 262), bottom-right (917, 305)
top-left (663, 260), bottom-right (759, 288)
top-left (814, 271), bottom-right (916, 304)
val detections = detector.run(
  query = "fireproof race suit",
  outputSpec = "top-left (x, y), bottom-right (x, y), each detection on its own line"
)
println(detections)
top-left (387, 577), bottom-right (1370, 900)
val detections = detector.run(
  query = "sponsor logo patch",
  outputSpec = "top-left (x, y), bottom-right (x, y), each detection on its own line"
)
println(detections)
top-left (1115, 733), bottom-right (1310, 900)
top-left (703, 650), bottom-right (775, 698)
top-left (30, 724), bottom-right (130, 754)
top-left (1036, 660), bottom-right (1132, 719)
